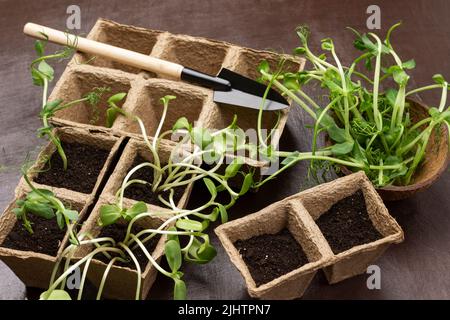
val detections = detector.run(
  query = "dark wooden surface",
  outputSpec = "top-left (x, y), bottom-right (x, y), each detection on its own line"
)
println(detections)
top-left (1, 0), bottom-right (449, 300)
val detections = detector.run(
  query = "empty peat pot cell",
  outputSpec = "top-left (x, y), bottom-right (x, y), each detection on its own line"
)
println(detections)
top-left (158, 35), bottom-right (230, 76)
top-left (0, 194), bottom-right (85, 288)
top-left (234, 228), bottom-right (309, 287)
top-left (26, 127), bottom-right (120, 195)
top-left (114, 80), bottom-right (207, 138)
top-left (233, 49), bottom-right (303, 82)
top-left (49, 68), bottom-right (132, 127)
top-left (77, 19), bottom-right (162, 74)
top-left (314, 190), bottom-right (382, 254)
top-left (215, 201), bottom-right (330, 300)
top-left (298, 172), bottom-right (404, 284)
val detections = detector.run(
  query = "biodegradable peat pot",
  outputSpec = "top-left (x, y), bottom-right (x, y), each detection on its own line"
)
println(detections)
top-left (74, 196), bottom-right (170, 300)
top-left (46, 18), bottom-right (305, 179)
top-left (331, 99), bottom-right (449, 201)
top-left (101, 138), bottom-right (193, 210)
top-left (0, 191), bottom-right (89, 289)
top-left (297, 172), bottom-right (404, 284)
top-left (17, 127), bottom-right (123, 199)
top-left (215, 200), bottom-right (332, 300)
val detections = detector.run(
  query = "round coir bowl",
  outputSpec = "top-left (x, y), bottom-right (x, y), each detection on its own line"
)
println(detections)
top-left (331, 99), bottom-right (449, 201)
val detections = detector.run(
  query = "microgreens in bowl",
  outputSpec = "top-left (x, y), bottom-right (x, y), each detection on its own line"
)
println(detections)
top-left (258, 23), bottom-right (450, 187)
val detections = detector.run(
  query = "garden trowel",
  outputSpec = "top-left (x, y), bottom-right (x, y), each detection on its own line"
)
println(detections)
top-left (24, 23), bottom-right (289, 111)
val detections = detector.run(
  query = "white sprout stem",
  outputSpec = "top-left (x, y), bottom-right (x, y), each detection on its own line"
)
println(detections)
top-left (46, 246), bottom-right (125, 294)
top-left (439, 82), bottom-right (448, 112)
top-left (369, 33), bottom-right (383, 132)
top-left (153, 103), bottom-right (169, 151)
top-left (118, 243), bottom-right (141, 300)
top-left (96, 257), bottom-right (120, 300)
top-left (331, 46), bottom-right (352, 137)
top-left (130, 234), bottom-right (172, 278)
top-left (159, 162), bottom-right (237, 197)
top-left (126, 199), bottom-right (215, 246)
top-left (159, 154), bottom-right (225, 192)
top-left (119, 163), bottom-right (161, 209)
top-left (136, 117), bottom-right (162, 187)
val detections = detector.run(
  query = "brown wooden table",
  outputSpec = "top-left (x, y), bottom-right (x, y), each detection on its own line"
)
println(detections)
top-left (1, 0), bottom-right (449, 300)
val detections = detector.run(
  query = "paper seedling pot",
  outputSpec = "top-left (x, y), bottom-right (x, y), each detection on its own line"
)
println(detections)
top-left (16, 126), bottom-right (124, 201)
top-left (74, 196), bottom-right (170, 300)
top-left (215, 200), bottom-right (332, 300)
top-left (101, 138), bottom-right (194, 211)
top-left (296, 171), bottom-right (404, 284)
top-left (216, 172), bottom-right (404, 299)
top-left (0, 190), bottom-right (90, 289)
top-left (48, 18), bottom-right (304, 168)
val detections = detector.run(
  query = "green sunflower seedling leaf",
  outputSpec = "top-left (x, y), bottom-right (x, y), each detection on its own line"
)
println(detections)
top-left (172, 117), bottom-right (191, 132)
top-left (99, 204), bottom-right (122, 226)
top-left (38, 60), bottom-right (54, 81)
top-left (402, 59), bottom-right (416, 70)
top-left (281, 151), bottom-right (300, 166)
top-left (433, 74), bottom-right (445, 85)
top-left (239, 173), bottom-right (254, 195)
top-left (385, 88), bottom-right (398, 107)
top-left (107, 92), bottom-right (127, 104)
top-left (160, 95), bottom-right (176, 106)
top-left (294, 47), bottom-right (307, 55)
top-left (224, 158), bottom-right (243, 179)
top-left (203, 178), bottom-right (217, 198)
top-left (175, 219), bottom-right (203, 231)
top-left (26, 189), bottom-right (54, 202)
top-left (12, 207), bottom-right (24, 218)
top-left (283, 74), bottom-right (300, 91)
top-left (258, 60), bottom-right (270, 74)
top-left (165, 239), bottom-right (182, 273)
top-left (197, 235), bottom-right (217, 262)
top-left (124, 201), bottom-right (147, 220)
top-left (35, 40), bottom-right (45, 56)
top-left (167, 226), bottom-right (180, 244)
top-left (331, 141), bottom-right (355, 155)
top-left (106, 108), bottom-right (119, 128)
top-left (40, 289), bottom-right (72, 300)
top-left (217, 204), bottom-right (228, 223)
top-left (191, 127), bottom-right (213, 150)
top-left (173, 279), bottom-right (187, 300)
top-left (24, 202), bottom-right (55, 220)
top-left (31, 68), bottom-right (44, 86)
top-left (63, 209), bottom-right (79, 222)
top-left (55, 211), bottom-right (65, 230)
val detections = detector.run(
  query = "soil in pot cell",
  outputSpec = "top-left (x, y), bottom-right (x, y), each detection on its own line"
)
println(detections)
top-left (95, 223), bottom-right (161, 270)
top-left (35, 141), bottom-right (110, 194)
top-left (1, 214), bottom-right (67, 257)
top-left (234, 228), bottom-right (309, 286)
top-left (123, 155), bottom-right (185, 207)
top-left (315, 190), bottom-right (383, 254)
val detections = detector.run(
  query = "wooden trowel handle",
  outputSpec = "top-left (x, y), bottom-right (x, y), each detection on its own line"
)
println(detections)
top-left (23, 22), bottom-right (184, 79)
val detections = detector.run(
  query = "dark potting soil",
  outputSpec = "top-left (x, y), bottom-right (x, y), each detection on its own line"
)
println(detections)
top-left (1, 214), bottom-right (66, 256)
top-left (234, 228), bottom-right (309, 286)
top-left (95, 223), bottom-right (161, 270)
top-left (35, 142), bottom-right (110, 194)
top-left (315, 190), bottom-right (383, 254)
top-left (124, 156), bottom-right (185, 207)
